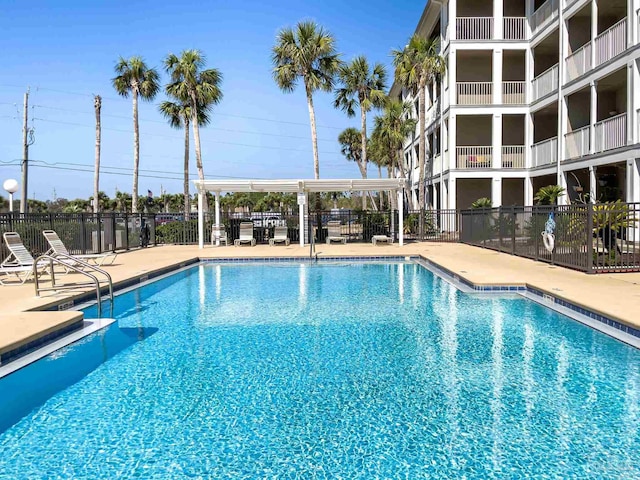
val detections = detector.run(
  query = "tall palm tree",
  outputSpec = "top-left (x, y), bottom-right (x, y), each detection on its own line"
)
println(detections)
top-left (334, 56), bottom-right (386, 193)
top-left (165, 50), bottom-right (223, 212)
top-left (159, 99), bottom-right (211, 220)
top-left (392, 35), bottom-right (445, 214)
top-left (272, 21), bottom-right (341, 180)
top-left (93, 95), bottom-right (102, 214)
top-left (371, 99), bottom-right (417, 209)
top-left (337, 127), bottom-right (376, 210)
top-left (112, 56), bottom-right (160, 213)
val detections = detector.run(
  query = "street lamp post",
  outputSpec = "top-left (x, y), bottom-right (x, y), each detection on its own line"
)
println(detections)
top-left (3, 179), bottom-right (19, 213)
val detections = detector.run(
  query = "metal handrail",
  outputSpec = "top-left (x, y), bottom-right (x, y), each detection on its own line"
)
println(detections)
top-left (33, 253), bottom-right (114, 317)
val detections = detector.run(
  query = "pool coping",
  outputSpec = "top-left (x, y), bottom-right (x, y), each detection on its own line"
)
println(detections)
top-left (3, 253), bottom-right (638, 373)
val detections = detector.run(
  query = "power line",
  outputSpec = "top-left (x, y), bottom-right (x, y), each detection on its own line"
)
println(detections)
top-left (31, 104), bottom-right (338, 142)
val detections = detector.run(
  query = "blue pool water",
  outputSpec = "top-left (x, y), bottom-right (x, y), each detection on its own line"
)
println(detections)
top-left (0, 262), bottom-right (639, 479)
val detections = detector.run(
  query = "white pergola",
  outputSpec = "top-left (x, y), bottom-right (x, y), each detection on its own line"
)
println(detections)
top-left (193, 178), bottom-right (407, 248)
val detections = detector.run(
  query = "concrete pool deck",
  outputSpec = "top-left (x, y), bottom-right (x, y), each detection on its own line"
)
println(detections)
top-left (1, 242), bottom-right (640, 363)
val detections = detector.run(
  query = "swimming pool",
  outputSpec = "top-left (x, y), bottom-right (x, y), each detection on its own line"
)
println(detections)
top-left (0, 261), bottom-right (638, 478)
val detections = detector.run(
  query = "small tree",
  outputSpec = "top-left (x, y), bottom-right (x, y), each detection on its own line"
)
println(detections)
top-left (534, 185), bottom-right (566, 205)
top-left (471, 197), bottom-right (492, 209)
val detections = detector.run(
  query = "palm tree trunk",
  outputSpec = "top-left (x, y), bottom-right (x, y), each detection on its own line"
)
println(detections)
top-left (93, 95), bottom-right (101, 214)
top-left (305, 82), bottom-right (320, 180)
top-left (132, 90), bottom-right (139, 213)
top-left (190, 94), bottom-right (208, 213)
top-left (388, 166), bottom-right (397, 211)
top-left (418, 78), bottom-right (427, 235)
top-left (183, 117), bottom-right (190, 221)
top-left (377, 164), bottom-right (383, 210)
top-left (359, 104), bottom-right (368, 210)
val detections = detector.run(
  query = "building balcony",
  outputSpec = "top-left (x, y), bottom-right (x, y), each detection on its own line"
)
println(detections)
top-left (594, 18), bottom-right (627, 67)
top-left (503, 17), bottom-right (527, 40)
top-left (532, 64), bottom-right (559, 101)
top-left (456, 17), bottom-right (493, 40)
top-left (502, 146), bottom-right (525, 168)
top-left (531, 137), bottom-right (558, 167)
top-left (456, 82), bottom-right (492, 105)
top-left (594, 113), bottom-right (627, 153)
top-left (456, 146), bottom-right (492, 169)
top-left (566, 42), bottom-right (591, 82)
top-left (565, 126), bottom-right (590, 159)
top-left (502, 81), bottom-right (526, 104)
top-left (530, 0), bottom-right (559, 34)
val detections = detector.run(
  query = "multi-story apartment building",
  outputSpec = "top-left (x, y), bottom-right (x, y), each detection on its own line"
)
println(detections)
top-left (391, 0), bottom-right (640, 209)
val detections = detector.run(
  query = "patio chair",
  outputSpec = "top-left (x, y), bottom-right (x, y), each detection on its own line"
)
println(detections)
top-left (326, 221), bottom-right (347, 244)
top-left (1, 232), bottom-right (47, 284)
top-left (0, 264), bottom-right (35, 285)
top-left (42, 230), bottom-right (117, 267)
top-left (211, 224), bottom-right (229, 246)
top-left (269, 226), bottom-right (290, 246)
top-left (234, 222), bottom-right (256, 246)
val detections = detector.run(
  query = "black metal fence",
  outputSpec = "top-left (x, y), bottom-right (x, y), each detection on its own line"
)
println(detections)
top-left (2, 204), bottom-right (638, 273)
top-left (460, 203), bottom-right (640, 273)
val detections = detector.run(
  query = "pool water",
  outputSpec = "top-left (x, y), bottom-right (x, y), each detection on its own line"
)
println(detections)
top-left (0, 262), bottom-right (639, 479)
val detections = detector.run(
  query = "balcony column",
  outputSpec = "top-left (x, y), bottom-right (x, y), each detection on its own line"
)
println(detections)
top-left (493, 49), bottom-right (503, 105)
top-left (493, 113), bottom-right (502, 169)
top-left (628, 63), bottom-right (634, 145)
top-left (450, 114), bottom-right (457, 167)
top-left (449, 176), bottom-right (457, 210)
top-left (525, 0), bottom-right (535, 38)
top-left (628, 0), bottom-right (635, 47)
top-left (449, 0), bottom-right (457, 41)
top-left (524, 112), bottom-right (534, 168)
top-left (524, 176), bottom-right (534, 206)
top-left (494, 0), bottom-right (503, 39)
top-left (590, 0), bottom-right (598, 69)
top-left (492, 178), bottom-right (503, 207)
top-left (589, 80), bottom-right (598, 154)
top-left (558, 97), bottom-right (568, 186)
top-left (630, 159), bottom-right (640, 203)
top-left (589, 165), bottom-right (597, 203)
top-left (525, 48), bottom-right (534, 104)
top-left (449, 49), bottom-right (457, 104)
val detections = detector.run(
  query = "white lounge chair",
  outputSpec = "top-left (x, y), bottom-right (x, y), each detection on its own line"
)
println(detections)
top-left (1, 232), bottom-right (47, 284)
top-left (372, 234), bottom-right (393, 245)
top-left (326, 221), bottom-right (347, 244)
top-left (234, 222), bottom-right (256, 246)
top-left (269, 226), bottom-right (290, 246)
top-left (211, 224), bottom-right (229, 246)
top-left (43, 230), bottom-right (117, 267)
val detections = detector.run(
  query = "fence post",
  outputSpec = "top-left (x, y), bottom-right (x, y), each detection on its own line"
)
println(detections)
top-left (48, 213), bottom-right (53, 231)
top-left (153, 214), bottom-right (157, 246)
top-left (586, 202), bottom-right (594, 273)
top-left (534, 206), bottom-right (539, 261)
top-left (124, 213), bottom-right (129, 250)
top-left (80, 213), bottom-right (87, 254)
top-left (511, 206), bottom-right (517, 255)
top-left (498, 206), bottom-right (503, 251)
top-left (97, 213), bottom-right (102, 254)
top-left (111, 214), bottom-right (117, 252)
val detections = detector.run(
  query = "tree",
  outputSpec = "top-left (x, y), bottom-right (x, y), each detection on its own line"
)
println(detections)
top-left (337, 127), bottom-right (375, 210)
top-left (272, 21), bottom-right (341, 180)
top-left (89, 191), bottom-right (111, 212)
top-left (112, 56), bottom-right (160, 213)
top-left (392, 35), bottom-right (445, 214)
top-left (159, 99), bottom-right (211, 220)
top-left (93, 95), bottom-right (102, 213)
top-left (535, 185), bottom-right (566, 205)
top-left (370, 99), bottom-right (416, 210)
top-left (334, 55), bottom-right (386, 209)
top-left (165, 50), bottom-right (223, 212)
top-left (471, 197), bottom-right (492, 209)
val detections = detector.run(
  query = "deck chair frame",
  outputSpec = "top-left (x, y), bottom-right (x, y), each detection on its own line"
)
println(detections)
top-left (234, 222), bottom-right (256, 246)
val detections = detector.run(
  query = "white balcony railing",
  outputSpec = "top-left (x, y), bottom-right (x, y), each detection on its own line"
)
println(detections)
top-left (531, 0), bottom-right (559, 34)
top-left (594, 113), bottom-right (627, 152)
top-left (565, 126), bottom-right (590, 159)
top-left (504, 17), bottom-right (527, 40)
top-left (456, 146), bottom-right (492, 169)
top-left (565, 42), bottom-right (592, 81)
top-left (595, 18), bottom-right (627, 67)
top-left (502, 146), bottom-right (525, 168)
top-left (433, 153), bottom-right (442, 176)
top-left (532, 64), bottom-right (559, 101)
top-left (502, 81), bottom-right (526, 104)
top-left (456, 17), bottom-right (494, 40)
top-left (531, 137), bottom-right (558, 167)
top-left (456, 82), bottom-right (492, 105)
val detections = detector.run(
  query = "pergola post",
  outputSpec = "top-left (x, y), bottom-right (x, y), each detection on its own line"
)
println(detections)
top-left (398, 189), bottom-right (404, 247)
top-left (215, 191), bottom-right (221, 246)
top-left (298, 192), bottom-right (305, 247)
top-left (198, 191), bottom-right (204, 249)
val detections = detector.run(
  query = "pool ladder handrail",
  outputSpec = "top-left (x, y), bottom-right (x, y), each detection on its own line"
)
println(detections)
top-left (33, 252), bottom-right (114, 318)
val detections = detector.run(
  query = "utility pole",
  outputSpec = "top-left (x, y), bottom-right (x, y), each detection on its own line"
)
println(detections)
top-left (20, 89), bottom-right (29, 213)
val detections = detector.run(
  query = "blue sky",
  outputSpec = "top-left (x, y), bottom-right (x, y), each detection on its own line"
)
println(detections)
top-left (0, 0), bottom-right (425, 201)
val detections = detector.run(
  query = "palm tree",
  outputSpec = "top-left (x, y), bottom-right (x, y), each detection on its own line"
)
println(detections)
top-left (165, 49), bottom-right (223, 212)
top-left (392, 35), bottom-right (445, 214)
top-left (334, 56), bottom-right (386, 199)
top-left (337, 127), bottom-right (375, 210)
top-left (93, 95), bottom-right (102, 213)
top-left (535, 185), bottom-right (566, 205)
top-left (112, 56), bottom-right (160, 213)
top-left (159, 99), bottom-right (211, 220)
top-left (272, 21), bottom-right (341, 180)
top-left (371, 99), bottom-right (417, 209)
